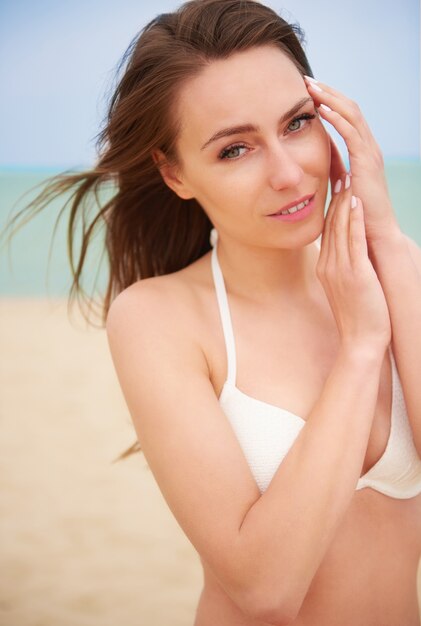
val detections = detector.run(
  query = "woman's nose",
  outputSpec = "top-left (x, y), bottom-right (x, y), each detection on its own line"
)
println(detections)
top-left (266, 144), bottom-right (304, 190)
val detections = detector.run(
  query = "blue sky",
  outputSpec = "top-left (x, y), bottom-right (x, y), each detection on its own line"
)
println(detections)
top-left (0, 0), bottom-right (419, 168)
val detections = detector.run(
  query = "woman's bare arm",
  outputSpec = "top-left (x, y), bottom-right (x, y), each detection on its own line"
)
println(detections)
top-left (236, 343), bottom-right (384, 624)
top-left (106, 280), bottom-right (385, 626)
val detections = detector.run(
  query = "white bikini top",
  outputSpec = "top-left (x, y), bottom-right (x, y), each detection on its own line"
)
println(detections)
top-left (209, 228), bottom-right (421, 499)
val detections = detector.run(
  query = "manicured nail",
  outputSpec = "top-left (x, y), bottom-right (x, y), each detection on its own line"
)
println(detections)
top-left (345, 174), bottom-right (351, 189)
top-left (308, 83), bottom-right (323, 92)
top-left (351, 195), bottom-right (357, 209)
top-left (304, 75), bottom-right (319, 83)
top-left (334, 179), bottom-right (342, 193)
top-left (320, 104), bottom-right (331, 112)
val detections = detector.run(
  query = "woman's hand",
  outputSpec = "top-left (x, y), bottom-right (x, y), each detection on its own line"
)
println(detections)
top-left (304, 76), bottom-right (402, 244)
top-left (317, 172), bottom-right (392, 350)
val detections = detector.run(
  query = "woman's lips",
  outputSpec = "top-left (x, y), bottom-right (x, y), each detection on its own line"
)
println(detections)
top-left (267, 194), bottom-right (316, 222)
top-left (271, 193), bottom-right (315, 216)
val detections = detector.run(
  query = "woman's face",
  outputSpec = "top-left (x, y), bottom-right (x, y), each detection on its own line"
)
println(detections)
top-left (166, 44), bottom-right (331, 249)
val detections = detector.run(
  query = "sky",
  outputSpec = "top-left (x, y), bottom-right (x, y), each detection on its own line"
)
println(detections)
top-left (0, 0), bottom-right (419, 168)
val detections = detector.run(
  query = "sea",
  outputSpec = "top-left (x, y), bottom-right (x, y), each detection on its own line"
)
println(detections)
top-left (1, 161), bottom-right (420, 297)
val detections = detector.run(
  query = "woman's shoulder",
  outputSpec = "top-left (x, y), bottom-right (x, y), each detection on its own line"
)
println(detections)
top-left (106, 250), bottom-right (213, 334)
top-left (105, 251), bottom-right (215, 385)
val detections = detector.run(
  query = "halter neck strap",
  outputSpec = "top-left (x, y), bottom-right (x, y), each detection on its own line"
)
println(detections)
top-left (210, 229), bottom-right (237, 385)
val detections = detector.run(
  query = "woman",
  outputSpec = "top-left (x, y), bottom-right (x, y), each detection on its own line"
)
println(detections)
top-left (7, 0), bottom-right (421, 623)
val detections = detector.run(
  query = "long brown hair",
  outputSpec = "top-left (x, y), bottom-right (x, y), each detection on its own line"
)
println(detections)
top-left (3, 0), bottom-right (313, 327)
top-left (3, 0), bottom-right (314, 461)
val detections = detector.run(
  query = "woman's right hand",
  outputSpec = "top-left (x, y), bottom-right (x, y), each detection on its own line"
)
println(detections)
top-left (316, 173), bottom-right (392, 351)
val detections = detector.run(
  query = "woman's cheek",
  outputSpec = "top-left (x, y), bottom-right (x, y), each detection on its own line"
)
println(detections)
top-left (315, 123), bottom-right (331, 161)
top-left (300, 130), bottom-right (330, 171)
top-left (216, 157), bottom-right (261, 185)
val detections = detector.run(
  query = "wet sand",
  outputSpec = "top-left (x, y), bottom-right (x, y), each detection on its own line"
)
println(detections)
top-left (1, 298), bottom-right (420, 625)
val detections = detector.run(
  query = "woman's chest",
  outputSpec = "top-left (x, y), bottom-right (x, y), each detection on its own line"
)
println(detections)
top-left (206, 294), bottom-right (394, 480)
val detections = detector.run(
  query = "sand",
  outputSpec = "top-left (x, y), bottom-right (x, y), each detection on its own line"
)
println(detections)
top-left (0, 298), bottom-right (202, 626)
top-left (1, 298), bottom-right (420, 626)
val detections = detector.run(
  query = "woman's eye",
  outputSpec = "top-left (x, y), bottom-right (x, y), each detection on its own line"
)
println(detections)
top-left (287, 113), bottom-right (316, 133)
top-left (218, 144), bottom-right (248, 160)
top-left (218, 113), bottom-right (316, 161)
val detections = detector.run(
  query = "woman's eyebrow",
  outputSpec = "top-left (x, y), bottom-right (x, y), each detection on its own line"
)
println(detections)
top-left (200, 96), bottom-right (314, 151)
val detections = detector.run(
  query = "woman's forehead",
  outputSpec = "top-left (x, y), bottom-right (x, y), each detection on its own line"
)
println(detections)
top-left (176, 47), bottom-right (306, 144)
top-left (185, 45), bottom-right (300, 99)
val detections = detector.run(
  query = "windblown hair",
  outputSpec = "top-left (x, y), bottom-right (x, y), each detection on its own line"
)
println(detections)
top-left (4, 0), bottom-right (313, 328)
top-left (3, 0), bottom-right (313, 461)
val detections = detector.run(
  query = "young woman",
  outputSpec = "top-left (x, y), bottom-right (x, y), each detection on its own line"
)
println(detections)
top-left (7, 0), bottom-right (421, 623)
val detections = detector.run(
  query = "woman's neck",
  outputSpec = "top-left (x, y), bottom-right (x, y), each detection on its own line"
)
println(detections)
top-left (215, 237), bottom-right (320, 305)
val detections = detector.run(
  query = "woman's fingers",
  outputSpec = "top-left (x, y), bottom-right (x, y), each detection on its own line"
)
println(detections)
top-left (304, 77), bottom-right (374, 143)
top-left (319, 172), bottom-right (354, 273)
top-left (332, 173), bottom-right (353, 269)
top-left (320, 171), bottom-right (368, 276)
top-left (304, 77), bottom-right (380, 159)
top-left (349, 195), bottom-right (369, 266)
top-left (318, 177), bottom-right (340, 268)
top-left (317, 102), bottom-right (366, 160)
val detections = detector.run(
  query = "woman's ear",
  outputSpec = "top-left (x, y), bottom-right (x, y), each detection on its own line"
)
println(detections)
top-left (151, 149), bottom-right (194, 200)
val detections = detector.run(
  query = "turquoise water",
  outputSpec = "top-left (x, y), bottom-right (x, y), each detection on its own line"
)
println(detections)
top-left (1, 161), bottom-right (420, 297)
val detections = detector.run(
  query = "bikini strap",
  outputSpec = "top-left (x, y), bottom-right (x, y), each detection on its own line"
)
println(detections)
top-left (209, 229), bottom-right (321, 386)
top-left (210, 229), bottom-right (237, 385)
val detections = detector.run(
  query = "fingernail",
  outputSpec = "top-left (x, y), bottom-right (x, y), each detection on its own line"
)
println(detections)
top-left (320, 104), bottom-right (331, 112)
top-left (334, 179), bottom-right (342, 193)
top-left (351, 195), bottom-right (357, 209)
top-left (345, 174), bottom-right (351, 189)
top-left (308, 83), bottom-right (323, 93)
top-left (304, 75), bottom-right (319, 84)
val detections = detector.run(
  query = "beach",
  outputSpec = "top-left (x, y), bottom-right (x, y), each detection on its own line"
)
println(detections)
top-left (0, 298), bottom-right (203, 626)
top-left (1, 297), bottom-right (421, 625)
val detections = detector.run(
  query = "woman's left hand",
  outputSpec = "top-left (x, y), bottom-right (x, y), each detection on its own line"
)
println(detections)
top-left (304, 76), bottom-right (402, 244)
